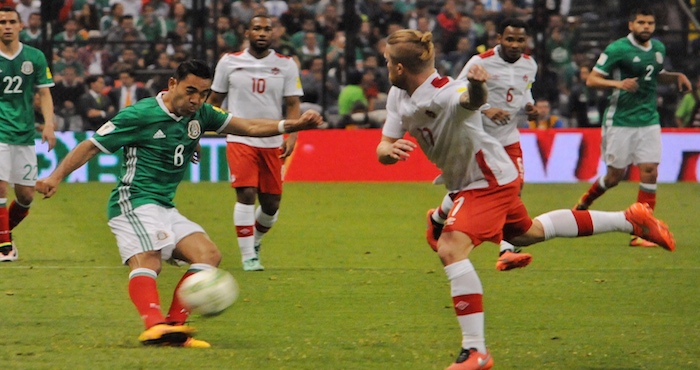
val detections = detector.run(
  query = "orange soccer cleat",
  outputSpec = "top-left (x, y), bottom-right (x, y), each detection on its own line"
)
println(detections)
top-left (446, 348), bottom-right (494, 370)
top-left (623, 203), bottom-right (675, 252)
top-left (629, 235), bottom-right (659, 248)
top-left (495, 250), bottom-right (532, 271)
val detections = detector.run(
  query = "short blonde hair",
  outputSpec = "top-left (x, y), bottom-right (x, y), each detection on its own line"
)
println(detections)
top-left (386, 29), bottom-right (435, 74)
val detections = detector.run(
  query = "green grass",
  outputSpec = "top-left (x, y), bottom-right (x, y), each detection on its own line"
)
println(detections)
top-left (1, 182), bottom-right (699, 369)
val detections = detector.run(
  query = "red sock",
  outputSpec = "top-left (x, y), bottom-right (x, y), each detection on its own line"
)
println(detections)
top-left (0, 204), bottom-right (10, 244)
top-left (128, 273), bottom-right (166, 329)
top-left (637, 188), bottom-right (656, 210)
top-left (9, 200), bottom-right (29, 230)
top-left (581, 180), bottom-right (607, 207)
top-left (166, 270), bottom-right (196, 324)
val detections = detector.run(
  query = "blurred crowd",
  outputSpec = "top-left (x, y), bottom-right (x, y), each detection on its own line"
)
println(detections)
top-left (12, 0), bottom-right (699, 131)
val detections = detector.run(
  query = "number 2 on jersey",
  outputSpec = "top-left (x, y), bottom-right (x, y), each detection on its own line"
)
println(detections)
top-left (252, 78), bottom-right (266, 93)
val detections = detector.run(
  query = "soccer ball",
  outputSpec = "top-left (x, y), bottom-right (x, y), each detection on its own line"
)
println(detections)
top-left (177, 268), bottom-right (239, 316)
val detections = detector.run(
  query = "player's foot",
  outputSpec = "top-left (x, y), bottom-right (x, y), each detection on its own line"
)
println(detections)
top-left (495, 250), bottom-right (532, 271)
top-left (629, 235), bottom-right (659, 248)
top-left (623, 203), bottom-right (675, 252)
top-left (0, 241), bottom-right (17, 262)
top-left (242, 257), bottom-right (264, 271)
top-left (178, 337), bottom-right (211, 348)
top-left (426, 209), bottom-right (443, 252)
top-left (446, 348), bottom-right (493, 370)
top-left (138, 323), bottom-right (196, 346)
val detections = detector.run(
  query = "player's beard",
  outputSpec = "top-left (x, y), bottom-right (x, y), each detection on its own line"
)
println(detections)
top-left (633, 31), bottom-right (652, 44)
top-left (250, 39), bottom-right (271, 55)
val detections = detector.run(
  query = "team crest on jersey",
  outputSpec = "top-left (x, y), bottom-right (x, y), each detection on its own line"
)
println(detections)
top-left (271, 67), bottom-right (280, 75)
top-left (523, 75), bottom-right (528, 82)
top-left (21, 61), bottom-right (33, 75)
top-left (655, 52), bottom-right (663, 64)
top-left (187, 120), bottom-right (201, 139)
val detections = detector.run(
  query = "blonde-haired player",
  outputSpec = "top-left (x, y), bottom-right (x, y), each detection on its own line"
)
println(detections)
top-left (377, 29), bottom-right (675, 370)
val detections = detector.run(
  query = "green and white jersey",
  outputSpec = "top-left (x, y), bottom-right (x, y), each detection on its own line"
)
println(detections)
top-left (90, 93), bottom-right (233, 219)
top-left (595, 34), bottom-right (665, 127)
top-left (0, 43), bottom-right (54, 145)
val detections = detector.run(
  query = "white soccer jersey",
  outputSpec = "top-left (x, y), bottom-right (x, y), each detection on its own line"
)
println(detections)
top-left (211, 49), bottom-right (303, 148)
top-left (382, 73), bottom-right (518, 192)
top-left (457, 45), bottom-right (537, 146)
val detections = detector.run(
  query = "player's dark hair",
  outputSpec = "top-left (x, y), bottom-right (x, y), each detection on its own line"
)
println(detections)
top-left (0, 6), bottom-right (21, 20)
top-left (174, 60), bottom-right (213, 81)
top-left (248, 14), bottom-right (272, 29)
top-left (629, 7), bottom-right (655, 22)
top-left (498, 18), bottom-right (529, 35)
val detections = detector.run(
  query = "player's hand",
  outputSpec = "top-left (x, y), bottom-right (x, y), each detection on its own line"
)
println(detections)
top-left (388, 139), bottom-right (416, 161)
top-left (291, 110), bottom-right (323, 131)
top-left (42, 124), bottom-right (56, 151)
top-left (678, 74), bottom-right (692, 93)
top-left (619, 78), bottom-right (639, 93)
top-left (190, 143), bottom-right (201, 164)
top-left (525, 103), bottom-right (539, 121)
top-left (466, 64), bottom-right (490, 84)
top-left (279, 134), bottom-right (297, 159)
top-left (35, 177), bottom-right (59, 199)
top-left (484, 108), bottom-right (511, 125)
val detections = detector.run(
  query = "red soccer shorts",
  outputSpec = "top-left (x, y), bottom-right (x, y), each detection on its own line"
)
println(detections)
top-left (443, 180), bottom-right (533, 246)
top-left (504, 142), bottom-right (524, 186)
top-left (226, 142), bottom-right (284, 194)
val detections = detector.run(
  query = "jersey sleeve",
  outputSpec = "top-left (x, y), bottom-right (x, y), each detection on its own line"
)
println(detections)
top-left (211, 55), bottom-right (232, 93)
top-left (200, 103), bottom-right (234, 133)
top-left (381, 87), bottom-right (406, 139)
top-left (89, 107), bottom-right (144, 154)
top-left (33, 50), bottom-right (54, 88)
top-left (283, 59), bottom-right (304, 97)
top-left (593, 43), bottom-right (622, 76)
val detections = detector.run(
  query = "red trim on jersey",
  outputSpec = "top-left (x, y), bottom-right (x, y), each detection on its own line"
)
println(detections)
top-left (431, 76), bottom-right (450, 88)
top-left (478, 49), bottom-right (496, 59)
top-left (452, 294), bottom-right (483, 316)
top-left (475, 150), bottom-right (498, 187)
top-left (274, 52), bottom-right (291, 59)
top-left (522, 54), bottom-right (531, 59)
top-left (228, 51), bottom-right (245, 56)
top-left (572, 210), bottom-right (594, 236)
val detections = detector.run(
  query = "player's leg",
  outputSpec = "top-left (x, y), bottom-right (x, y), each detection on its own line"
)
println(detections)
top-left (508, 204), bottom-right (674, 251)
top-left (10, 184), bottom-right (33, 230)
top-left (441, 186), bottom-right (518, 370)
top-left (226, 143), bottom-right (264, 271)
top-left (630, 125), bottom-right (663, 246)
top-left (574, 126), bottom-right (630, 210)
top-left (253, 148), bottom-right (285, 261)
top-left (0, 179), bottom-right (12, 260)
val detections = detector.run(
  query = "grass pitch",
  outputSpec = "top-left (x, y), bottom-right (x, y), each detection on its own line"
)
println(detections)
top-left (1, 182), bottom-right (698, 369)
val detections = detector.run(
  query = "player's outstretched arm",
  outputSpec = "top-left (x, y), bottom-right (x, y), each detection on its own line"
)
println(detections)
top-left (586, 69), bottom-right (638, 92)
top-left (377, 136), bottom-right (416, 165)
top-left (36, 140), bottom-right (101, 198)
top-left (221, 110), bottom-right (323, 137)
top-left (459, 64), bottom-right (489, 110)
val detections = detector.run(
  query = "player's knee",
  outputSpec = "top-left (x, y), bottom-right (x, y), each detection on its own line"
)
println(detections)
top-left (198, 247), bottom-right (222, 267)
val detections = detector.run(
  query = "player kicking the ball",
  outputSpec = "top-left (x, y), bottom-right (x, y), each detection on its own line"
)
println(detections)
top-left (36, 60), bottom-right (322, 347)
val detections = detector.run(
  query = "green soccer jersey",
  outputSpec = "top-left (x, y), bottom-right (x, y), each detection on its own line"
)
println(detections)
top-left (0, 43), bottom-right (54, 145)
top-left (595, 34), bottom-right (665, 127)
top-left (90, 94), bottom-right (232, 219)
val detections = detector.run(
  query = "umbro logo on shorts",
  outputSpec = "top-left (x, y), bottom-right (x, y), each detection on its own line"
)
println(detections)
top-left (153, 129), bottom-right (166, 139)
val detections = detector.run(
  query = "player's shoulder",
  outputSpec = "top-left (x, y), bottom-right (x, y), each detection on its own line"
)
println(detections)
top-left (477, 48), bottom-right (497, 60)
top-left (20, 44), bottom-right (46, 59)
top-left (650, 38), bottom-right (666, 52)
top-left (273, 51), bottom-right (292, 60)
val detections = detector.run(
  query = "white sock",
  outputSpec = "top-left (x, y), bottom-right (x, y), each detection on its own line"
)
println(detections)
top-left (445, 259), bottom-right (486, 353)
top-left (234, 203), bottom-right (256, 261)
top-left (535, 209), bottom-right (633, 240)
top-left (254, 207), bottom-right (278, 246)
top-left (499, 240), bottom-right (515, 253)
